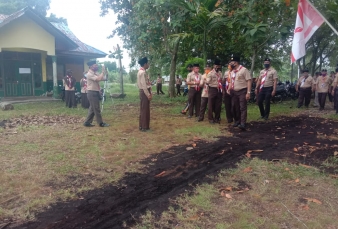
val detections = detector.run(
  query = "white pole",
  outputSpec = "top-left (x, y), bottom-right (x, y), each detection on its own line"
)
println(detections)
top-left (307, 0), bottom-right (338, 36)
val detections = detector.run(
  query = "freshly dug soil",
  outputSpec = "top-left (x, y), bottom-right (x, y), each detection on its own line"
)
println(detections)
top-left (10, 115), bottom-right (338, 229)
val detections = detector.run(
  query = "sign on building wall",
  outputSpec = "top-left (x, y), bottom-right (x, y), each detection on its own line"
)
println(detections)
top-left (19, 68), bottom-right (31, 74)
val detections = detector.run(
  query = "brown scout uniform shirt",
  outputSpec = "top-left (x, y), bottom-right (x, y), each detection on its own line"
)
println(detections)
top-left (315, 76), bottom-right (333, 93)
top-left (80, 78), bottom-right (87, 93)
top-left (232, 66), bottom-right (251, 91)
top-left (258, 67), bottom-right (278, 87)
top-left (334, 73), bottom-right (338, 85)
top-left (206, 69), bottom-right (221, 88)
top-left (200, 73), bottom-right (208, 98)
top-left (187, 72), bottom-right (202, 88)
top-left (86, 70), bottom-right (101, 91)
top-left (176, 78), bottom-right (182, 85)
top-left (297, 75), bottom-right (314, 89)
top-left (137, 69), bottom-right (151, 97)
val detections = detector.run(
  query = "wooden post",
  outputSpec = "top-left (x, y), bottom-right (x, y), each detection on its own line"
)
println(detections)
top-left (117, 44), bottom-right (124, 95)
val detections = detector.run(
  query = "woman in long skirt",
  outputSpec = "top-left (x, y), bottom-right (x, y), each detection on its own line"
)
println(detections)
top-left (80, 72), bottom-right (90, 109)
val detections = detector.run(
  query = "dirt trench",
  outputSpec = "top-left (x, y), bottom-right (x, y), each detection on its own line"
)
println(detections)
top-left (11, 115), bottom-right (338, 229)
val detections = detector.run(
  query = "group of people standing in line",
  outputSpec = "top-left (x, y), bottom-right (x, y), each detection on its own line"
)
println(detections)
top-left (136, 55), bottom-right (338, 132)
top-left (296, 68), bottom-right (338, 112)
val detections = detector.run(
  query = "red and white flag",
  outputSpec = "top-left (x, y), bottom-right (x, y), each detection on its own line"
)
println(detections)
top-left (291, 0), bottom-right (324, 63)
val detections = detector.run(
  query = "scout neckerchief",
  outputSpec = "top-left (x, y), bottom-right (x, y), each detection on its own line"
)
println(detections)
top-left (215, 70), bottom-right (222, 93)
top-left (195, 72), bottom-right (200, 91)
top-left (66, 75), bottom-right (74, 88)
top-left (300, 75), bottom-right (308, 87)
top-left (225, 70), bottom-right (231, 90)
top-left (231, 65), bottom-right (243, 89)
top-left (259, 69), bottom-right (269, 92)
top-left (82, 78), bottom-right (87, 91)
top-left (320, 75), bottom-right (327, 88)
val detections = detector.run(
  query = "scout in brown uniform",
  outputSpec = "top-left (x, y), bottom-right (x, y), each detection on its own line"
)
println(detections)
top-left (176, 75), bottom-right (182, 96)
top-left (83, 61), bottom-right (109, 127)
top-left (63, 69), bottom-right (77, 108)
top-left (80, 71), bottom-right (90, 109)
top-left (296, 69), bottom-right (314, 108)
top-left (206, 59), bottom-right (223, 124)
top-left (156, 74), bottom-right (165, 95)
top-left (331, 68), bottom-right (338, 114)
top-left (222, 64), bottom-right (234, 123)
top-left (137, 57), bottom-right (152, 131)
top-left (312, 72), bottom-right (320, 107)
top-left (227, 56), bottom-right (252, 130)
top-left (197, 64), bottom-right (211, 122)
top-left (314, 69), bottom-right (333, 110)
top-left (255, 58), bottom-right (278, 120)
top-left (328, 71), bottom-right (335, 103)
top-left (186, 63), bottom-right (202, 118)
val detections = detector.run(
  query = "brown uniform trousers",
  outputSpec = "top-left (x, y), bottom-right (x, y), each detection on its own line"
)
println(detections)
top-left (139, 89), bottom-right (151, 129)
top-left (208, 87), bottom-right (222, 122)
top-left (199, 97), bottom-right (208, 121)
top-left (188, 87), bottom-right (201, 117)
top-left (297, 87), bottom-right (312, 108)
top-left (231, 88), bottom-right (248, 125)
top-left (223, 92), bottom-right (233, 123)
top-left (65, 90), bottom-right (76, 108)
top-left (84, 91), bottom-right (103, 124)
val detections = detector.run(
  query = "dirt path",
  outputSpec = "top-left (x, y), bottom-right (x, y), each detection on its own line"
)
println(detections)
top-left (10, 115), bottom-right (338, 229)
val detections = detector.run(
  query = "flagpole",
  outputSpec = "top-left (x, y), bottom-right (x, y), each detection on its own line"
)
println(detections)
top-left (307, 0), bottom-right (338, 36)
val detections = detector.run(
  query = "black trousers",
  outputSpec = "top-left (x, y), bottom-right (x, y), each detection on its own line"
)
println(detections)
top-left (318, 92), bottom-right (327, 109)
top-left (335, 89), bottom-right (338, 113)
top-left (208, 87), bottom-right (222, 121)
top-left (65, 90), bottom-right (76, 108)
top-left (223, 92), bottom-right (233, 122)
top-left (84, 91), bottom-right (103, 125)
top-left (81, 93), bottom-right (90, 109)
top-left (328, 86), bottom-right (333, 102)
top-left (298, 87), bottom-right (312, 107)
top-left (257, 86), bottom-right (273, 118)
top-left (157, 83), bottom-right (164, 94)
top-left (188, 87), bottom-right (201, 117)
top-left (176, 84), bottom-right (181, 95)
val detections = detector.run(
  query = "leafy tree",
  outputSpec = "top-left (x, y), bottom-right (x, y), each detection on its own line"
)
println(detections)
top-left (46, 13), bottom-right (68, 25)
top-left (128, 69), bottom-right (138, 84)
top-left (0, 0), bottom-right (50, 16)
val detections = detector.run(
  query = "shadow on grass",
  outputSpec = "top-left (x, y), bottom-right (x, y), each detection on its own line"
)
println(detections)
top-left (11, 115), bottom-right (338, 229)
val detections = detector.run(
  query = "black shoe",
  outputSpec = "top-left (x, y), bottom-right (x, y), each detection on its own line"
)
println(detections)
top-left (83, 122), bottom-right (95, 127)
top-left (197, 118), bottom-right (203, 122)
top-left (232, 122), bottom-right (239, 127)
top-left (263, 116), bottom-right (268, 121)
top-left (238, 124), bottom-right (246, 130)
top-left (100, 122), bottom-right (109, 127)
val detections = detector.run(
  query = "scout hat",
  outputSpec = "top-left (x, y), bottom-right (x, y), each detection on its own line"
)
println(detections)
top-left (302, 69), bottom-right (309, 73)
top-left (230, 55), bottom-right (240, 62)
top-left (214, 59), bottom-right (221, 65)
top-left (87, 60), bottom-right (96, 67)
top-left (264, 58), bottom-right (271, 62)
top-left (193, 63), bottom-right (200, 67)
top-left (321, 69), bottom-right (327, 72)
top-left (138, 57), bottom-right (148, 66)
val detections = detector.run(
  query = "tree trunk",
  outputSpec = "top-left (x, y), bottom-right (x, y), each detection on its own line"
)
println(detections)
top-left (250, 49), bottom-right (256, 78)
top-left (169, 42), bottom-right (179, 97)
top-left (203, 29), bottom-right (207, 67)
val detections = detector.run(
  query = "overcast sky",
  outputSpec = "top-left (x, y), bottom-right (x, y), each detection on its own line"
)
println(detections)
top-left (47, 0), bottom-right (131, 70)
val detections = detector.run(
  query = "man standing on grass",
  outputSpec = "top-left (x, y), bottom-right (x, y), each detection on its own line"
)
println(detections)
top-left (156, 74), bottom-right (165, 95)
top-left (255, 58), bottom-right (278, 120)
top-left (331, 68), bottom-right (338, 114)
top-left (314, 69), bottom-right (333, 111)
top-left (63, 69), bottom-right (77, 108)
top-left (222, 63), bottom-right (234, 124)
top-left (312, 72), bottom-right (321, 107)
top-left (137, 57), bottom-right (152, 131)
top-left (176, 75), bottom-right (182, 96)
top-left (296, 69), bottom-right (314, 108)
top-left (227, 56), bottom-right (252, 130)
top-left (206, 59), bottom-right (223, 124)
top-left (83, 60), bottom-right (109, 127)
top-left (197, 63), bottom-right (211, 122)
top-left (186, 63), bottom-right (202, 119)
